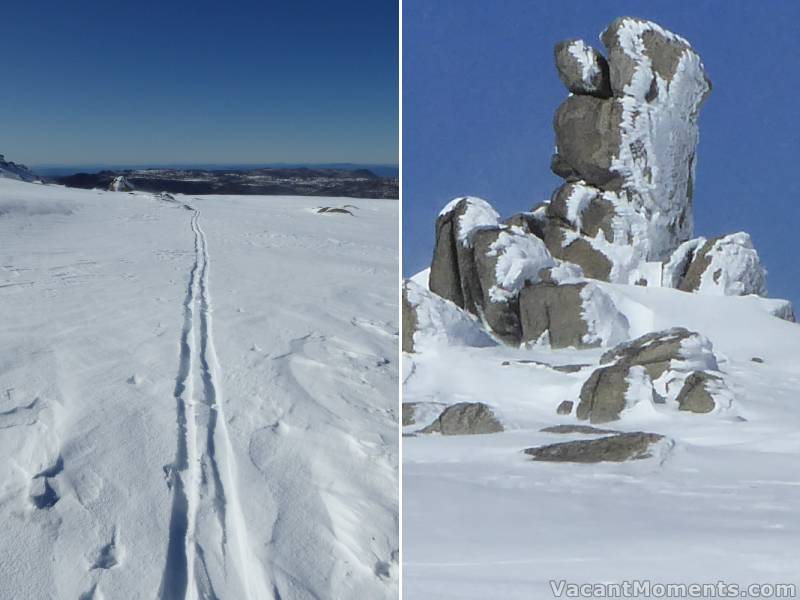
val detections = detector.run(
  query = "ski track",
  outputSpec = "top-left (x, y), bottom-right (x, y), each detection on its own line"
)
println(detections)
top-left (159, 207), bottom-right (271, 600)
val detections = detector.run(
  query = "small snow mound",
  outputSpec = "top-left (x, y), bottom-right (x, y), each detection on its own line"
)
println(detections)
top-left (580, 283), bottom-right (630, 347)
top-left (405, 280), bottom-right (497, 349)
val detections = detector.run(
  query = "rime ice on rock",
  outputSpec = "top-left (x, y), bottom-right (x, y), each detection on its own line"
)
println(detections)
top-left (552, 16), bottom-right (712, 270)
top-left (422, 16), bottom-right (788, 351)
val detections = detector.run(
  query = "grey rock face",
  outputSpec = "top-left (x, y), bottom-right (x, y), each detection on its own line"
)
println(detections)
top-left (600, 327), bottom-right (696, 380)
top-left (676, 371), bottom-right (719, 413)
top-left (429, 199), bottom-right (472, 309)
top-left (576, 363), bottom-right (631, 423)
top-left (402, 283), bottom-right (418, 353)
top-left (471, 228), bottom-right (523, 344)
top-left (676, 238), bottom-right (715, 293)
top-left (402, 403), bottom-right (417, 426)
top-left (543, 227), bottom-right (613, 281)
top-left (550, 153), bottom-right (582, 181)
top-left (421, 402), bottom-right (504, 435)
top-left (553, 95), bottom-right (624, 189)
top-left (504, 212), bottom-right (545, 239)
top-left (556, 400), bottom-right (574, 415)
top-left (525, 431), bottom-right (666, 462)
top-left (554, 39), bottom-right (611, 97)
top-left (519, 282), bottom-right (590, 347)
top-left (548, 183), bottom-right (616, 241)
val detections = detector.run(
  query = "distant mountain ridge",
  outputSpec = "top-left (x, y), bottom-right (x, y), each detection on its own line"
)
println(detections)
top-left (52, 166), bottom-right (398, 199)
top-left (0, 154), bottom-right (38, 182)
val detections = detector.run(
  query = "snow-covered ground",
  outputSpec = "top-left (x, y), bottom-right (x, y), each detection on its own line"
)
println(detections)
top-left (0, 178), bottom-right (398, 599)
top-left (403, 271), bottom-right (800, 599)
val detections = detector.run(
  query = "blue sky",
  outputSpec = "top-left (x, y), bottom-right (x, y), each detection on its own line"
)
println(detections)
top-left (0, 0), bottom-right (397, 167)
top-left (403, 0), bottom-right (800, 308)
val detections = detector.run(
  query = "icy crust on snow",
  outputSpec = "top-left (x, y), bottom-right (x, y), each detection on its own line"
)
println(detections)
top-left (700, 233), bottom-right (767, 296)
top-left (567, 40), bottom-right (601, 83)
top-left (439, 196), bottom-right (500, 247)
top-left (487, 229), bottom-right (555, 302)
top-left (606, 20), bottom-right (710, 261)
top-left (579, 283), bottom-right (630, 347)
top-left (406, 280), bottom-right (497, 349)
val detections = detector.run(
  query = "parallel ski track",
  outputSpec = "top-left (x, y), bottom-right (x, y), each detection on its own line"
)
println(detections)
top-left (159, 206), bottom-right (271, 600)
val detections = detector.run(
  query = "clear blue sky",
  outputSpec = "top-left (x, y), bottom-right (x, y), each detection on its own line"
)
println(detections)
top-left (0, 0), bottom-right (397, 167)
top-left (403, 0), bottom-right (800, 309)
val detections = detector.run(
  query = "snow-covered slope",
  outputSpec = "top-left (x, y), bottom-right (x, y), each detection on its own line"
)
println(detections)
top-left (403, 273), bottom-right (800, 599)
top-left (0, 178), bottom-right (398, 599)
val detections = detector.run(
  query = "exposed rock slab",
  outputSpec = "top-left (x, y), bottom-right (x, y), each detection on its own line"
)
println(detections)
top-left (576, 363), bottom-right (631, 423)
top-left (421, 402), bottom-right (504, 435)
top-left (402, 283), bottom-right (418, 353)
top-left (676, 371), bottom-right (720, 413)
top-left (540, 424), bottom-right (619, 435)
top-left (525, 432), bottom-right (666, 462)
top-left (599, 327), bottom-right (700, 380)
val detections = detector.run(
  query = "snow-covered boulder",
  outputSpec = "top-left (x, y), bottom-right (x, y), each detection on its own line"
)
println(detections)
top-left (554, 39), bottom-right (611, 98)
top-left (430, 197), bottom-right (567, 344)
top-left (519, 281), bottom-right (629, 349)
top-left (0, 154), bottom-right (38, 182)
top-left (403, 280), bottom-right (496, 352)
top-left (108, 176), bottom-right (134, 192)
top-left (429, 196), bottom-right (501, 313)
top-left (599, 327), bottom-right (717, 380)
top-left (578, 328), bottom-right (733, 423)
top-left (666, 233), bottom-right (767, 296)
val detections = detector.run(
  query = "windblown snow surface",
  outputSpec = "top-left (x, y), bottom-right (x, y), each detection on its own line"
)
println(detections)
top-left (0, 178), bottom-right (398, 599)
top-left (403, 270), bottom-right (800, 599)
